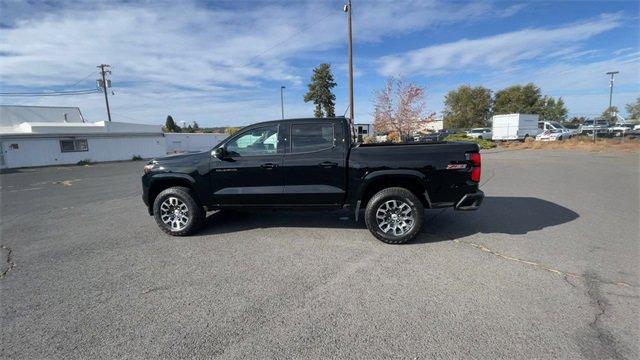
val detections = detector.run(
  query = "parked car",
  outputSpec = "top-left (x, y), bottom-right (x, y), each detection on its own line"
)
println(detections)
top-left (414, 134), bottom-right (439, 143)
top-left (414, 129), bottom-right (456, 143)
top-left (628, 128), bottom-right (640, 138)
top-left (538, 121), bottom-right (573, 139)
top-left (535, 129), bottom-right (564, 141)
top-left (466, 128), bottom-right (493, 140)
top-left (142, 117), bottom-right (484, 244)
top-left (579, 119), bottom-right (610, 136)
top-left (609, 123), bottom-right (634, 137)
top-left (563, 123), bottom-right (580, 136)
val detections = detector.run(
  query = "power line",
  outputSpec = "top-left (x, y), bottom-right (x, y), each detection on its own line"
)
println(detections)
top-left (0, 67), bottom-right (99, 96)
top-left (0, 89), bottom-right (100, 97)
top-left (0, 68), bottom-right (101, 96)
top-left (238, 11), bottom-right (335, 68)
top-left (65, 71), bottom-right (97, 88)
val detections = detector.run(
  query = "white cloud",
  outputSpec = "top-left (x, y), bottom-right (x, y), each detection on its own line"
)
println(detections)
top-left (375, 12), bottom-right (639, 118)
top-left (0, 0), bottom-right (525, 125)
top-left (377, 13), bottom-right (624, 76)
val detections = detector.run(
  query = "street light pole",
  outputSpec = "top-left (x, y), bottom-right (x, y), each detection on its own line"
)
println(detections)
top-left (595, 71), bottom-right (619, 142)
top-left (280, 86), bottom-right (285, 119)
top-left (344, 0), bottom-right (354, 121)
top-left (607, 71), bottom-right (619, 122)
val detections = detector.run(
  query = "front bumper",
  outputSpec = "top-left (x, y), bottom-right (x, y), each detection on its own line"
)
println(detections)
top-left (141, 176), bottom-right (152, 214)
top-left (454, 190), bottom-right (484, 211)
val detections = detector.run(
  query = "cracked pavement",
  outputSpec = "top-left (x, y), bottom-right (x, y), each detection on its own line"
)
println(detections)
top-left (1, 150), bottom-right (638, 359)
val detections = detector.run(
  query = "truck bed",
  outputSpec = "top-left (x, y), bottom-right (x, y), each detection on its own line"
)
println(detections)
top-left (347, 141), bottom-right (480, 205)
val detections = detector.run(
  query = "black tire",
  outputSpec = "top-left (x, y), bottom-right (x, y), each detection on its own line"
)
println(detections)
top-left (153, 186), bottom-right (205, 236)
top-left (364, 187), bottom-right (425, 244)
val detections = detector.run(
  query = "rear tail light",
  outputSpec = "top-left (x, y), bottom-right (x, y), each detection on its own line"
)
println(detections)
top-left (468, 152), bottom-right (481, 183)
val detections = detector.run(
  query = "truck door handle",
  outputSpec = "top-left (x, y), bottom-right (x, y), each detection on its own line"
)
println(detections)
top-left (261, 163), bottom-right (278, 169)
top-left (319, 161), bottom-right (338, 168)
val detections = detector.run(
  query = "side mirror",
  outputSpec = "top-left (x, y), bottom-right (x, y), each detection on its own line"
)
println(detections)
top-left (212, 147), bottom-right (226, 160)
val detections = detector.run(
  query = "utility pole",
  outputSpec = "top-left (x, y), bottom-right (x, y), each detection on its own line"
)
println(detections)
top-left (97, 64), bottom-right (112, 122)
top-left (280, 86), bottom-right (286, 119)
top-left (344, 0), bottom-right (354, 121)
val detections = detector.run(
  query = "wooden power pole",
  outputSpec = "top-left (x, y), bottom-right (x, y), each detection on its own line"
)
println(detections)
top-left (344, 0), bottom-right (354, 121)
top-left (98, 64), bottom-right (112, 122)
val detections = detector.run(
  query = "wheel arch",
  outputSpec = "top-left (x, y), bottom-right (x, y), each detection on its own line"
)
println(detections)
top-left (147, 174), bottom-right (199, 214)
top-left (357, 170), bottom-right (431, 209)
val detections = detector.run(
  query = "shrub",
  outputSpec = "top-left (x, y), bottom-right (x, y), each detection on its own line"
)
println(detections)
top-left (362, 136), bottom-right (377, 144)
top-left (132, 155), bottom-right (143, 161)
top-left (387, 132), bottom-right (400, 143)
top-left (77, 159), bottom-right (93, 166)
top-left (444, 134), bottom-right (496, 150)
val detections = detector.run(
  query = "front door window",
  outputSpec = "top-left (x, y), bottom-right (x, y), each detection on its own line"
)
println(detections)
top-left (226, 125), bottom-right (278, 157)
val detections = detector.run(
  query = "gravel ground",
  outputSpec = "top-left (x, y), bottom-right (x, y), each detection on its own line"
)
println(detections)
top-left (1, 149), bottom-right (638, 359)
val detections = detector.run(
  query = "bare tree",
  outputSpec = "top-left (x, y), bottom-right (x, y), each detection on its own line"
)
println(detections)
top-left (373, 78), bottom-right (432, 141)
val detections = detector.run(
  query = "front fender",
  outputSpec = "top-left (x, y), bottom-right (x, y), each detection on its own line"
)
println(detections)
top-left (143, 172), bottom-right (200, 215)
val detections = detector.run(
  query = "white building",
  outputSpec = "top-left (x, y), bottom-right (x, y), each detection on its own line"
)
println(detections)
top-left (354, 123), bottom-right (372, 137)
top-left (0, 105), bottom-right (225, 169)
top-left (165, 132), bottom-right (227, 154)
top-left (418, 117), bottom-right (444, 133)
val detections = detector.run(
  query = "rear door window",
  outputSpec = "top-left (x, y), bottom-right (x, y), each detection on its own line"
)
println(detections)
top-left (291, 123), bottom-right (334, 153)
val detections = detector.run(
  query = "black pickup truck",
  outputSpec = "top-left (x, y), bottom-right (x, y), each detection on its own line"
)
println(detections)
top-left (142, 117), bottom-right (483, 244)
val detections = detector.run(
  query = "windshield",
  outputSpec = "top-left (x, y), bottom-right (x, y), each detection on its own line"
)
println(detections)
top-left (470, 129), bottom-right (485, 133)
top-left (550, 122), bottom-right (564, 129)
top-left (583, 120), bottom-right (593, 125)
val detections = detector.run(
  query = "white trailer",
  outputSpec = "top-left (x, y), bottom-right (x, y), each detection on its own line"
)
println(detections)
top-left (491, 113), bottom-right (539, 141)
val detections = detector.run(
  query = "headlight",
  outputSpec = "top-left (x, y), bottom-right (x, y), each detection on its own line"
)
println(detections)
top-left (143, 163), bottom-right (156, 174)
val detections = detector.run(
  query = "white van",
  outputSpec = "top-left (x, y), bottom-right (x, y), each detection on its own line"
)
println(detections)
top-left (491, 114), bottom-right (539, 141)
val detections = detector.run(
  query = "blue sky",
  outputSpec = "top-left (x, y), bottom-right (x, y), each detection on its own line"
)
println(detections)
top-left (0, 0), bottom-right (638, 126)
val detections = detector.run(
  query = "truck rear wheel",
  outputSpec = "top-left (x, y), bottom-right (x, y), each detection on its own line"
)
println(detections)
top-left (365, 187), bottom-right (425, 244)
top-left (153, 186), bottom-right (204, 236)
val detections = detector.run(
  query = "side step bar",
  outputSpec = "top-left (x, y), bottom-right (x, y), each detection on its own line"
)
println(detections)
top-left (454, 191), bottom-right (484, 211)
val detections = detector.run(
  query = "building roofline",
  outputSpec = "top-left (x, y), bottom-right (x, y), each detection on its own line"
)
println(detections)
top-left (0, 132), bottom-right (162, 139)
top-left (0, 104), bottom-right (83, 109)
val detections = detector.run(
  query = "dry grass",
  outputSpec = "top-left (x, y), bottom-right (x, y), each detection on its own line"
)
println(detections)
top-left (497, 136), bottom-right (640, 153)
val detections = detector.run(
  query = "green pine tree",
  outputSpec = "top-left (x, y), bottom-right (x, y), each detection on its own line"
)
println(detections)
top-left (164, 115), bottom-right (181, 133)
top-left (304, 63), bottom-right (337, 118)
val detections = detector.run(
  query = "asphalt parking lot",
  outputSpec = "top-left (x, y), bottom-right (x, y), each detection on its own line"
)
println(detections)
top-left (1, 149), bottom-right (638, 359)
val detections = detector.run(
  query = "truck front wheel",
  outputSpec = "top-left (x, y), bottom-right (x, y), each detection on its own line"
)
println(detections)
top-left (153, 186), bottom-right (205, 236)
top-left (365, 187), bottom-right (425, 244)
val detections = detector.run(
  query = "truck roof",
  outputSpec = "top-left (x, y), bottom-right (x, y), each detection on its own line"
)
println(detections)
top-left (233, 117), bottom-right (350, 130)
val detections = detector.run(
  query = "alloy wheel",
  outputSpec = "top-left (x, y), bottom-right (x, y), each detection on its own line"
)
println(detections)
top-left (160, 197), bottom-right (190, 231)
top-left (375, 199), bottom-right (415, 236)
